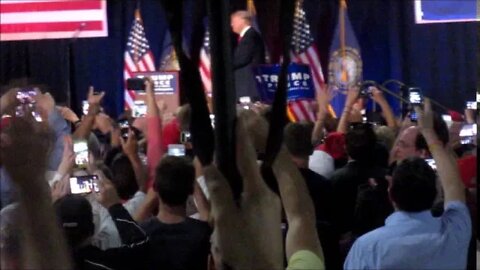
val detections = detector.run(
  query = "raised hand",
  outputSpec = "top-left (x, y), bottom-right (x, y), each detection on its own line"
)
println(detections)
top-left (370, 86), bottom-right (386, 104)
top-left (51, 174), bottom-right (71, 203)
top-left (120, 130), bottom-right (138, 158)
top-left (58, 106), bottom-right (80, 123)
top-left (317, 84), bottom-right (334, 113)
top-left (86, 86), bottom-right (105, 115)
top-left (57, 135), bottom-right (75, 177)
top-left (35, 91), bottom-right (56, 116)
top-left (87, 86), bottom-right (105, 106)
top-left (204, 117), bottom-right (282, 269)
top-left (415, 98), bottom-right (434, 131)
top-left (345, 85), bottom-right (360, 108)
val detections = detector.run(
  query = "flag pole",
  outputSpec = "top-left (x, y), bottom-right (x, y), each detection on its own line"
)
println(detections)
top-left (339, 0), bottom-right (348, 84)
top-left (247, 0), bottom-right (256, 15)
top-left (133, 9), bottom-right (141, 65)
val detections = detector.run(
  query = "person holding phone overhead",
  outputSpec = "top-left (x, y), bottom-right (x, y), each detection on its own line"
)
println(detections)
top-left (230, 10), bottom-right (265, 101)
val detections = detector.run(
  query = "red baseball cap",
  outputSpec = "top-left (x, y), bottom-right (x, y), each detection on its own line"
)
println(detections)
top-left (316, 132), bottom-right (346, 160)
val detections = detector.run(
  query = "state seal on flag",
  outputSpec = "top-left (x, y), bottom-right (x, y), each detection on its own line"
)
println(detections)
top-left (328, 47), bottom-right (362, 94)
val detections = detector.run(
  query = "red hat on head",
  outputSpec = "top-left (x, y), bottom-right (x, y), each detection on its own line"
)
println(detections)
top-left (316, 132), bottom-right (346, 160)
top-left (162, 118), bottom-right (181, 151)
top-left (448, 110), bottom-right (464, 122)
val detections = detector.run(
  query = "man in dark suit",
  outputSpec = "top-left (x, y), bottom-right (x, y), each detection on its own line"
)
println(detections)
top-left (230, 11), bottom-right (265, 100)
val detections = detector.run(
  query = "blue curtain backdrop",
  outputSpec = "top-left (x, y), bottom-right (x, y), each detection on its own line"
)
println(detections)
top-left (0, 0), bottom-right (477, 117)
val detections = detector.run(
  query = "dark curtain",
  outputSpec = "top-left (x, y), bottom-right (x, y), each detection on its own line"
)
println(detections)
top-left (0, 0), bottom-right (477, 117)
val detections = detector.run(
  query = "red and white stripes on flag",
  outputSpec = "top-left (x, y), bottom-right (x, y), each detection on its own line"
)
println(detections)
top-left (123, 9), bottom-right (156, 110)
top-left (290, 45), bottom-right (324, 95)
top-left (0, 0), bottom-right (107, 41)
top-left (199, 28), bottom-right (212, 95)
top-left (287, 99), bottom-right (316, 122)
top-left (288, 1), bottom-right (325, 122)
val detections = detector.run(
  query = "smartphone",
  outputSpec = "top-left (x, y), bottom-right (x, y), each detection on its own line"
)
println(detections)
top-left (359, 86), bottom-right (373, 98)
top-left (133, 101), bottom-right (146, 118)
top-left (126, 78), bottom-right (146, 91)
top-left (70, 175), bottom-right (99, 194)
top-left (239, 96), bottom-right (251, 104)
top-left (180, 131), bottom-right (191, 144)
top-left (118, 120), bottom-right (130, 139)
top-left (168, 144), bottom-right (185, 156)
top-left (409, 111), bottom-right (418, 122)
top-left (441, 114), bottom-right (452, 123)
top-left (82, 100), bottom-right (89, 115)
top-left (460, 137), bottom-right (474, 145)
top-left (73, 140), bottom-right (89, 168)
top-left (425, 159), bottom-right (437, 171)
top-left (408, 87), bottom-right (423, 106)
top-left (16, 89), bottom-right (37, 104)
top-left (459, 124), bottom-right (477, 137)
top-left (466, 101), bottom-right (477, 110)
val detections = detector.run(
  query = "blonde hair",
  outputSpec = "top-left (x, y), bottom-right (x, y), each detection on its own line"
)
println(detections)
top-left (231, 10), bottom-right (252, 25)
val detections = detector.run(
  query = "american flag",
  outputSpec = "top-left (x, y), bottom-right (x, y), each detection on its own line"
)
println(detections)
top-left (124, 9), bottom-right (156, 110)
top-left (0, 0), bottom-right (107, 41)
top-left (288, 1), bottom-right (325, 122)
top-left (199, 25), bottom-right (212, 95)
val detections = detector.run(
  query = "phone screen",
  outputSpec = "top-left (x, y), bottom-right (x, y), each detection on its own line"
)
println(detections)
top-left (82, 100), bottom-right (89, 115)
top-left (70, 175), bottom-right (99, 194)
top-left (408, 88), bottom-right (422, 105)
top-left (466, 101), bottom-right (477, 110)
top-left (168, 144), bottom-right (185, 156)
top-left (425, 159), bottom-right (437, 171)
top-left (409, 111), bottom-right (418, 122)
top-left (133, 101), bottom-right (146, 118)
top-left (16, 89), bottom-right (37, 104)
top-left (118, 120), bottom-right (130, 139)
top-left (239, 96), bottom-right (251, 104)
top-left (441, 114), bottom-right (452, 122)
top-left (73, 140), bottom-right (89, 168)
top-left (459, 124), bottom-right (477, 137)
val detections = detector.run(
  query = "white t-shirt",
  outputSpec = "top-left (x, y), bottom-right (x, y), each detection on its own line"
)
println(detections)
top-left (91, 191), bottom-right (146, 249)
top-left (309, 150), bottom-right (334, 178)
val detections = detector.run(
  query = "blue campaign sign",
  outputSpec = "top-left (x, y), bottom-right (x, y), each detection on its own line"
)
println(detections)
top-left (135, 72), bottom-right (178, 94)
top-left (253, 63), bottom-right (315, 104)
top-left (414, 0), bottom-right (479, 23)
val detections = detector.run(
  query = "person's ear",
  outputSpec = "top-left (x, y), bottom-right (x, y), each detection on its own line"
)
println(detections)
top-left (387, 182), bottom-right (398, 210)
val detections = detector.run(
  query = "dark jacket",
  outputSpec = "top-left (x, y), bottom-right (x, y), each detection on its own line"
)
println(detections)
top-left (73, 204), bottom-right (148, 270)
top-left (233, 27), bottom-right (265, 99)
top-left (330, 161), bottom-right (387, 234)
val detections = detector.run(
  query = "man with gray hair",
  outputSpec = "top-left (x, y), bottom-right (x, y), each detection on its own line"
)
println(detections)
top-left (230, 10), bottom-right (265, 100)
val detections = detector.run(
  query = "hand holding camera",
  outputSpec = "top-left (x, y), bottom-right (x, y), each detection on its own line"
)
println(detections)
top-left (121, 129), bottom-right (138, 158)
top-left (87, 86), bottom-right (105, 115)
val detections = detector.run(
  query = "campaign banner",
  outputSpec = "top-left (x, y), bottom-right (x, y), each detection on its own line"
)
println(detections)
top-left (253, 63), bottom-right (315, 104)
top-left (414, 0), bottom-right (479, 24)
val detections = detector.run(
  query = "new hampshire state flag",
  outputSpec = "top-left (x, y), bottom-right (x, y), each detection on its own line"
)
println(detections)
top-left (328, 0), bottom-right (362, 118)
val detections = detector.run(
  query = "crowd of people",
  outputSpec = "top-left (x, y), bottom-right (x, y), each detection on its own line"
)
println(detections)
top-left (0, 78), bottom-right (477, 269)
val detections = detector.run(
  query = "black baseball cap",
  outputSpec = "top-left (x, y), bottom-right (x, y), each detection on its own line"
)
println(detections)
top-left (54, 194), bottom-right (94, 247)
